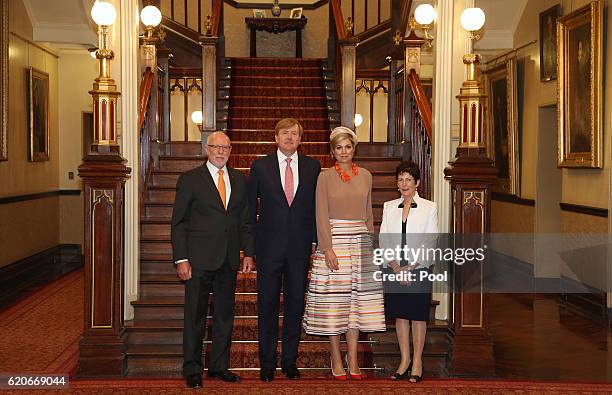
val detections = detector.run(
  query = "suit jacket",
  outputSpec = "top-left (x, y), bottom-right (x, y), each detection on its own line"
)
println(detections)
top-left (171, 164), bottom-right (255, 271)
top-left (247, 153), bottom-right (321, 263)
top-left (379, 193), bottom-right (438, 268)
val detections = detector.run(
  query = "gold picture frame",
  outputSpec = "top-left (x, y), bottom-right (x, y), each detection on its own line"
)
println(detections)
top-left (290, 7), bottom-right (303, 19)
top-left (557, 1), bottom-right (602, 168)
top-left (539, 4), bottom-right (561, 82)
top-left (484, 57), bottom-right (520, 196)
top-left (26, 67), bottom-right (50, 162)
top-left (0, 0), bottom-right (8, 161)
top-left (253, 9), bottom-right (267, 19)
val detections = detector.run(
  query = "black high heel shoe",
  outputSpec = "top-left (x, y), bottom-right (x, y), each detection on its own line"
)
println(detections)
top-left (409, 365), bottom-right (423, 383)
top-left (389, 361), bottom-right (412, 380)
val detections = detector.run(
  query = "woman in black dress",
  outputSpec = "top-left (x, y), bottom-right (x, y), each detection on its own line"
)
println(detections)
top-left (379, 161), bottom-right (438, 382)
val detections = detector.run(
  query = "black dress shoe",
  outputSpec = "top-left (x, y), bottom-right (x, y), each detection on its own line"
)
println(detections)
top-left (208, 369), bottom-right (241, 382)
top-left (185, 374), bottom-right (202, 389)
top-left (281, 365), bottom-right (300, 379)
top-left (260, 368), bottom-right (275, 382)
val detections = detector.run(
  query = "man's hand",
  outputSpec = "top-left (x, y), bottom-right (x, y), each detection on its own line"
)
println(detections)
top-left (242, 256), bottom-right (255, 273)
top-left (176, 261), bottom-right (192, 281)
top-left (324, 250), bottom-right (339, 271)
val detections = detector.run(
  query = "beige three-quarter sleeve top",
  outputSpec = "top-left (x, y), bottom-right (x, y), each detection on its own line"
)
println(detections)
top-left (315, 166), bottom-right (374, 253)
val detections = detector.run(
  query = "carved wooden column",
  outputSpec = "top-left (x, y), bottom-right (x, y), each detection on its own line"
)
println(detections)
top-left (444, 53), bottom-right (496, 377)
top-left (201, 35), bottom-right (218, 147)
top-left (339, 36), bottom-right (358, 128)
top-left (77, 22), bottom-right (130, 377)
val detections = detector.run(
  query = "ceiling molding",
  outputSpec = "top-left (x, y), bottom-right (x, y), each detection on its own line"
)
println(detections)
top-left (33, 22), bottom-right (97, 46)
top-left (21, 0), bottom-right (37, 26)
top-left (510, 0), bottom-right (528, 35)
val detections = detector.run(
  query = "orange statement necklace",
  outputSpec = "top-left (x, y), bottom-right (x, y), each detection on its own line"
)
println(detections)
top-left (335, 162), bottom-right (359, 182)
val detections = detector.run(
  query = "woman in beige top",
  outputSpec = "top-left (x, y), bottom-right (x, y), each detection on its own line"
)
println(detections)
top-left (303, 127), bottom-right (385, 380)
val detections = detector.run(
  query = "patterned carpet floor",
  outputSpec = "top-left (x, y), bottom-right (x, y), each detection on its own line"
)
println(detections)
top-left (2, 268), bottom-right (611, 393)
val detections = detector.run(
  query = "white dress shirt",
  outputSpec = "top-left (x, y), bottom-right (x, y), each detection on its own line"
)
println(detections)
top-left (207, 160), bottom-right (231, 206)
top-left (277, 149), bottom-right (299, 195)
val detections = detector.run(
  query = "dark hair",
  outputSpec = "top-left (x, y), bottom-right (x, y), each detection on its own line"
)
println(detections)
top-left (395, 160), bottom-right (420, 181)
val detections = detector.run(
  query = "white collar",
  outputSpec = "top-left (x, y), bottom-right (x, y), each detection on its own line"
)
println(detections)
top-left (206, 160), bottom-right (228, 176)
top-left (399, 192), bottom-right (420, 206)
top-left (277, 149), bottom-right (298, 164)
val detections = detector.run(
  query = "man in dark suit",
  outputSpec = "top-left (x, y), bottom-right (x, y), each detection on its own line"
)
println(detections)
top-left (248, 118), bottom-right (321, 381)
top-left (172, 131), bottom-right (255, 389)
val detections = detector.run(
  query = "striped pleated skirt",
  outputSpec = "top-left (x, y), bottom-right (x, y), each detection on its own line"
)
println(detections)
top-left (303, 219), bottom-right (386, 336)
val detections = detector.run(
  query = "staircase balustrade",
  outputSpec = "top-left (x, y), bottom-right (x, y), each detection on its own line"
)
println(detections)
top-left (355, 69), bottom-right (389, 142)
top-left (168, 67), bottom-right (203, 142)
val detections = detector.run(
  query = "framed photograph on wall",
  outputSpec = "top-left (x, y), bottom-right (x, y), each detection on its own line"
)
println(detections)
top-left (290, 7), bottom-right (303, 19)
top-left (539, 4), bottom-right (561, 82)
top-left (484, 58), bottom-right (520, 196)
top-left (26, 67), bottom-right (50, 162)
top-left (253, 9), bottom-right (267, 19)
top-left (557, 1), bottom-right (602, 168)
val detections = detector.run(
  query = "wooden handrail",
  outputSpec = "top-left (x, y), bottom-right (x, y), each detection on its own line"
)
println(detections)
top-left (211, 0), bottom-right (222, 37)
top-left (407, 68), bottom-right (432, 142)
top-left (400, 0), bottom-right (413, 39)
top-left (356, 69), bottom-right (390, 79)
top-left (353, 20), bottom-right (391, 42)
top-left (330, 0), bottom-right (346, 40)
top-left (138, 67), bottom-right (154, 133)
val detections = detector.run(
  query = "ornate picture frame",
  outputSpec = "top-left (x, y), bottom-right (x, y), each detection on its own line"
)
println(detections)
top-left (253, 9), bottom-right (267, 19)
top-left (539, 4), bottom-right (561, 82)
top-left (484, 57), bottom-right (520, 196)
top-left (557, 1), bottom-right (602, 168)
top-left (0, 0), bottom-right (8, 161)
top-left (26, 67), bottom-right (50, 162)
top-left (290, 7), bottom-right (303, 19)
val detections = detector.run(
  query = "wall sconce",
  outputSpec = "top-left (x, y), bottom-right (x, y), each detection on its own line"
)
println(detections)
top-left (354, 113), bottom-right (363, 128)
top-left (90, 0), bottom-right (120, 153)
top-left (191, 110), bottom-right (204, 133)
top-left (140, 5), bottom-right (162, 42)
top-left (412, 3), bottom-right (437, 48)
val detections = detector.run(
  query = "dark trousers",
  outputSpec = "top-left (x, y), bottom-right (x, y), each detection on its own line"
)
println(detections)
top-left (257, 256), bottom-right (309, 369)
top-left (182, 259), bottom-right (237, 376)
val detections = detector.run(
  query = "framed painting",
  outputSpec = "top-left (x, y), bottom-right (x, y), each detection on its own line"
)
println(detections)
top-left (253, 9), bottom-right (267, 19)
top-left (540, 4), bottom-right (561, 82)
top-left (484, 58), bottom-right (520, 196)
top-left (26, 67), bottom-right (50, 162)
top-left (0, 0), bottom-right (8, 161)
top-left (557, 1), bottom-right (602, 168)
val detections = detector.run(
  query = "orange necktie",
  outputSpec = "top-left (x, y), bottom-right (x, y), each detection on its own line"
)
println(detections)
top-left (217, 169), bottom-right (226, 209)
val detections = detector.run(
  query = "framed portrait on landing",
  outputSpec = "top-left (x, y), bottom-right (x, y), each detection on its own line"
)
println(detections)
top-left (557, 1), bottom-right (602, 168)
top-left (484, 58), bottom-right (520, 196)
top-left (539, 4), bottom-right (561, 82)
top-left (26, 67), bottom-right (50, 162)
top-left (290, 7), bottom-right (303, 19)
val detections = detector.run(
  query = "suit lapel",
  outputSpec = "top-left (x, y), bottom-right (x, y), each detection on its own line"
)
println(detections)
top-left (199, 164), bottom-right (225, 211)
top-left (269, 154), bottom-right (288, 207)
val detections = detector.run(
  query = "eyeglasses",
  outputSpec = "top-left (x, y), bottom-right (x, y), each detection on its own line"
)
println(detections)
top-left (207, 144), bottom-right (232, 152)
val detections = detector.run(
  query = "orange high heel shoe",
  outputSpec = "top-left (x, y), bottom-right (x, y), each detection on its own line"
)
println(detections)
top-left (331, 357), bottom-right (347, 380)
top-left (345, 355), bottom-right (362, 380)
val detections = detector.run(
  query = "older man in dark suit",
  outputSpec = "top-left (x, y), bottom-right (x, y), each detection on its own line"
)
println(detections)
top-left (248, 118), bottom-right (321, 381)
top-left (171, 131), bottom-right (255, 389)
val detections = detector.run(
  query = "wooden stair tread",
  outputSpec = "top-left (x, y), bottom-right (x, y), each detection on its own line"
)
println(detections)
top-left (140, 272), bottom-right (256, 283)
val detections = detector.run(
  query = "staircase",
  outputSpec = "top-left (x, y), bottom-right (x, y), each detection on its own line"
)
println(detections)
top-left (126, 57), bottom-right (416, 377)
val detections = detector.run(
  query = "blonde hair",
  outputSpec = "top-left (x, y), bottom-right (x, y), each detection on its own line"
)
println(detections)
top-left (274, 118), bottom-right (304, 136)
top-left (329, 126), bottom-right (358, 148)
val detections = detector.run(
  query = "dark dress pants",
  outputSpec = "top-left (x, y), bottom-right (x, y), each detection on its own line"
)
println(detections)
top-left (182, 258), bottom-right (237, 376)
top-left (257, 256), bottom-right (309, 369)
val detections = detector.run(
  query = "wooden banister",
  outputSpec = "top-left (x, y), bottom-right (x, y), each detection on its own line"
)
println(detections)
top-left (211, 0), bottom-right (222, 37)
top-left (138, 67), bottom-right (154, 133)
top-left (330, 0), bottom-right (346, 40)
top-left (407, 68), bottom-right (432, 141)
